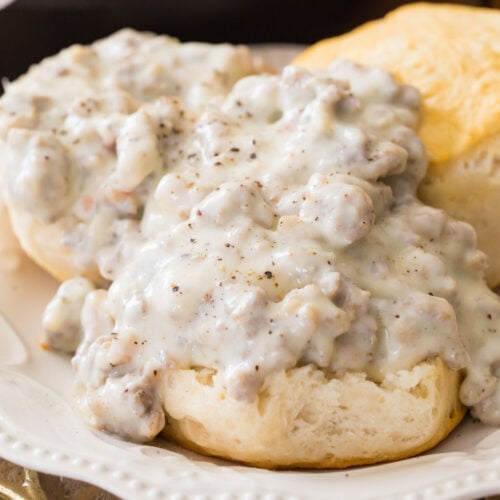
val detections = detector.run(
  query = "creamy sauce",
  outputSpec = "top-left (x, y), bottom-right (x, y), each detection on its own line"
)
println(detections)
top-left (2, 32), bottom-right (500, 442)
top-left (0, 29), bottom-right (265, 281)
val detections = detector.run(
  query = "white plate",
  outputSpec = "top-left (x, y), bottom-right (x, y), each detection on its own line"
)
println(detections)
top-left (2, 207), bottom-right (500, 500)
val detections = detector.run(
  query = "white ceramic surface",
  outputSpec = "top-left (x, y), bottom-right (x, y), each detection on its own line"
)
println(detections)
top-left (2, 202), bottom-right (500, 500)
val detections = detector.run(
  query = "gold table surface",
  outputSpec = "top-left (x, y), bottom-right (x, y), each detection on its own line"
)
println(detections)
top-left (0, 458), bottom-right (117, 499)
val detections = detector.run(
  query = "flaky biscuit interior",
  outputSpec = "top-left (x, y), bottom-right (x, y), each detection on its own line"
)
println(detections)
top-left (162, 358), bottom-right (464, 468)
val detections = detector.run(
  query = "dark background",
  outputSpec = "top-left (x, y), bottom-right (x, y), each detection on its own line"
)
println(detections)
top-left (0, 0), bottom-right (497, 81)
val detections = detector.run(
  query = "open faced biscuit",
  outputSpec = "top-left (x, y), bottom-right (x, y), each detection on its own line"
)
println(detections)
top-left (65, 62), bottom-right (500, 468)
top-left (294, 3), bottom-right (500, 287)
top-left (17, 21), bottom-right (500, 469)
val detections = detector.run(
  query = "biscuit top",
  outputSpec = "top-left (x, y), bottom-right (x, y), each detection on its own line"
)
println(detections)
top-left (294, 3), bottom-right (500, 165)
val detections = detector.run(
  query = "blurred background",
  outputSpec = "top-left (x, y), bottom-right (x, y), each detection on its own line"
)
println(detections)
top-left (0, 0), bottom-right (499, 80)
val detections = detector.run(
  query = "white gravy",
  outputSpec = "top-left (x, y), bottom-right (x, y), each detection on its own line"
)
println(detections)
top-left (1, 32), bottom-right (500, 442)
